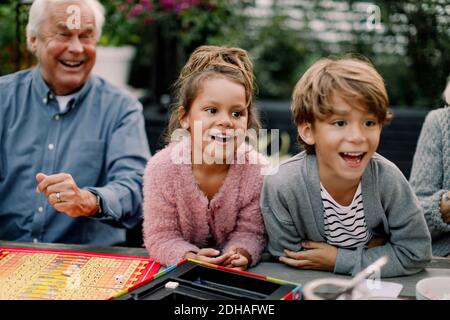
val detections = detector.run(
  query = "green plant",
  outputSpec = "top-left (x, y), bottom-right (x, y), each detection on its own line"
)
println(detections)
top-left (375, 0), bottom-right (450, 108)
top-left (122, 0), bottom-right (251, 93)
top-left (0, 3), bottom-right (17, 75)
top-left (99, 0), bottom-right (249, 48)
top-left (0, 2), bottom-right (35, 75)
top-left (243, 14), bottom-right (311, 99)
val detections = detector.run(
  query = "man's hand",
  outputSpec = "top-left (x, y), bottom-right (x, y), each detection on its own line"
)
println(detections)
top-left (222, 247), bottom-right (251, 271)
top-left (36, 172), bottom-right (98, 217)
top-left (280, 241), bottom-right (337, 272)
top-left (183, 248), bottom-right (231, 266)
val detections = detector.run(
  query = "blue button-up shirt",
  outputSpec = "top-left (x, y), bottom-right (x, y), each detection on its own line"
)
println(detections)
top-left (0, 67), bottom-right (151, 245)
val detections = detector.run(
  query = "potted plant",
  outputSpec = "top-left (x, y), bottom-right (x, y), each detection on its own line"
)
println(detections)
top-left (96, 0), bottom-right (249, 94)
top-left (92, 0), bottom-right (144, 89)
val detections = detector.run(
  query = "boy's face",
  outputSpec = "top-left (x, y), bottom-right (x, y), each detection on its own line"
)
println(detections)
top-left (298, 95), bottom-right (382, 184)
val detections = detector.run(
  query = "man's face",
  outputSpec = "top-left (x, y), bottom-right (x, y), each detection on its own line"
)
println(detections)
top-left (30, 1), bottom-right (97, 95)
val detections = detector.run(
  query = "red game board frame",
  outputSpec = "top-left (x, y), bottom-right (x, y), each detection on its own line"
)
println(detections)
top-left (0, 246), bottom-right (160, 300)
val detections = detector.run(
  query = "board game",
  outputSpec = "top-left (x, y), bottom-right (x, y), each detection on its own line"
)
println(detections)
top-left (0, 246), bottom-right (160, 300)
top-left (113, 259), bottom-right (302, 300)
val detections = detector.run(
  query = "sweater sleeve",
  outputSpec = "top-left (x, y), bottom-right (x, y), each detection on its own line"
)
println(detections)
top-left (409, 110), bottom-right (450, 236)
top-left (222, 166), bottom-right (266, 266)
top-left (223, 194), bottom-right (266, 266)
top-left (334, 163), bottom-right (432, 277)
top-left (85, 100), bottom-right (150, 229)
top-left (142, 159), bottom-right (199, 266)
top-left (260, 174), bottom-right (304, 258)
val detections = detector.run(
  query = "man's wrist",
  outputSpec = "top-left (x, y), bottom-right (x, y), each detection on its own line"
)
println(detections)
top-left (95, 194), bottom-right (102, 215)
top-left (86, 190), bottom-right (103, 217)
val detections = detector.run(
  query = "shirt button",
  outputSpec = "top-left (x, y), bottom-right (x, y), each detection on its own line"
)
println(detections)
top-left (48, 144), bottom-right (54, 150)
top-left (49, 94), bottom-right (54, 99)
top-left (38, 206), bottom-right (43, 213)
top-left (33, 238), bottom-right (39, 243)
top-left (43, 98), bottom-right (47, 104)
top-left (54, 115), bottom-right (60, 120)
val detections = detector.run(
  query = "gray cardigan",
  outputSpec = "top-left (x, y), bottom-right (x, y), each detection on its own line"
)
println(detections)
top-left (261, 152), bottom-right (432, 277)
top-left (410, 107), bottom-right (450, 257)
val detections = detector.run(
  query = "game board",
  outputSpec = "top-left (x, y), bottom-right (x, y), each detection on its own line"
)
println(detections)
top-left (0, 246), bottom-right (160, 300)
top-left (113, 259), bottom-right (302, 300)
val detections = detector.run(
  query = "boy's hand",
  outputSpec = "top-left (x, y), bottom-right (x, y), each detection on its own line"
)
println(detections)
top-left (280, 241), bottom-right (337, 272)
top-left (222, 247), bottom-right (251, 271)
top-left (184, 248), bottom-right (230, 265)
top-left (367, 235), bottom-right (386, 248)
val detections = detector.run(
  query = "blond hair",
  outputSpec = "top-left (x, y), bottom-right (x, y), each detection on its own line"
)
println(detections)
top-left (291, 57), bottom-right (392, 153)
top-left (164, 45), bottom-right (261, 143)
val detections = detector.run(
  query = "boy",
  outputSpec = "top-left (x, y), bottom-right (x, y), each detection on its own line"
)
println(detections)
top-left (261, 57), bottom-right (432, 277)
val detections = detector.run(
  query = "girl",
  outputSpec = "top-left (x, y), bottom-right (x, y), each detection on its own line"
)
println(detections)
top-left (142, 46), bottom-right (268, 270)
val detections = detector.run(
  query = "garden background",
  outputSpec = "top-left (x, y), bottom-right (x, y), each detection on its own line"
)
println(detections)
top-left (1, 0), bottom-right (449, 246)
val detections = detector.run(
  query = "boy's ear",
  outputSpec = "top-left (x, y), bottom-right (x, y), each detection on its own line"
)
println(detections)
top-left (297, 122), bottom-right (315, 146)
top-left (178, 106), bottom-right (189, 129)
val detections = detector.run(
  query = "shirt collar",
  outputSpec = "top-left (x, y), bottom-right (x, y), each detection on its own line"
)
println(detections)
top-left (31, 65), bottom-right (94, 108)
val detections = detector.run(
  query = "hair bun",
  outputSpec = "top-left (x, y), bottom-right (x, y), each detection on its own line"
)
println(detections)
top-left (180, 45), bottom-right (254, 86)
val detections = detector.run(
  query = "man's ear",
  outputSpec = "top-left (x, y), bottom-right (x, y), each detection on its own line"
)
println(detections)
top-left (297, 122), bottom-right (315, 146)
top-left (178, 106), bottom-right (189, 129)
top-left (29, 36), bottom-right (38, 53)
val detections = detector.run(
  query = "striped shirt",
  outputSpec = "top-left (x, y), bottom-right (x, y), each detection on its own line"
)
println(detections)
top-left (321, 183), bottom-right (371, 249)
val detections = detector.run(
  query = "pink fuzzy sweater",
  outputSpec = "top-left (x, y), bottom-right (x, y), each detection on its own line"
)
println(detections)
top-left (142, 138), bottom-right (268, 267)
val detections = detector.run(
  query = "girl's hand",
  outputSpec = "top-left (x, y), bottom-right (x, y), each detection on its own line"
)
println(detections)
top-left (280, 241), bottom-right (337, 272)
top-left (184, 248), bottom-right (230, 265)
top-left (222, 247), bottom-right (251, 271)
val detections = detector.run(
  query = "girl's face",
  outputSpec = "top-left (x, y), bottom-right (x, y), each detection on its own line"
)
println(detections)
top-left (180, 76), bottom-right (249, 164)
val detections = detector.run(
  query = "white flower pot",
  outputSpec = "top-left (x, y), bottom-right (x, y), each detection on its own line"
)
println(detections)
top-left (92, 45), bottom-right (136, 90)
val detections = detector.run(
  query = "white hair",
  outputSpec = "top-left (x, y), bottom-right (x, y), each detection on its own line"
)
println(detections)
top-left (26, 0), bottom-right (105, 50)
top-left (444, 78), bottom-right (450, 105)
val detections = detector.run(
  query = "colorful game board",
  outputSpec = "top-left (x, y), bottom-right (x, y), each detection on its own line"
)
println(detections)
top-left (0, 246), bottom-right (160, 300)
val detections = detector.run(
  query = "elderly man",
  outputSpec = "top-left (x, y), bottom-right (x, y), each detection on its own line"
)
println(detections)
top-left (0, 0), bottom-right (150, 245)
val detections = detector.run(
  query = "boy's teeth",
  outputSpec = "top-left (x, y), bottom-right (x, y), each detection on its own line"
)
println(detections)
top-left (343, 152), bottom-right (363, 156)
